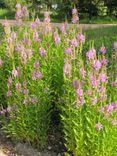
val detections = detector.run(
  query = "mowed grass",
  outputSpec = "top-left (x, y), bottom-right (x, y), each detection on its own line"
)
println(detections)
top-left (0, 9), bottom-right (15, 19)
top-left (84, 26), bottom-right (117, 57)
top-left (85, 26), bottom-right (117, 40)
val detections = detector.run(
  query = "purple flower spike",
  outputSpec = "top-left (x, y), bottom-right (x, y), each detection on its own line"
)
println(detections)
top-left (93, 60), bottom-right (102, 70)
top-left (91, 96), bottom-right (97, 105)
top-left (34, 60), bottom-right (39, 69)
top-left (16, 3), bottom-right (21, 9)
top-left (99, 72), bottom-right (107, 82)
top-left (72, 8), bottom-right (77, 14)
top-left (71, 38), bottom-right (78, 47)
top-left (31, 96), bottom-right (38, 104)
top-left (106, 104), bottom-right (114, 113)
top-left (76, 88), bottom-right (83, 97)
top-left (11, 32), bottom-right (17, 39)
top-left (72, 80), bottom-right (79, 89)
top-left (60, 24), bottom-right (65, 33)
top-left (114, 41), bottom-right (117, 50)
top-left (12, 69), bottom-right (18, 77)
top-left (39, 47), bottom-right (46, 56)
top-left (95, 122), bottom-right (103, 130)
top-left (63, 63), bottom-right (71, 76)
top-left (77, 33), bottom-right (85, 43)
top-left (100, 46), bottom-right (106, 54)
top-left (0, 58), bottom-right (3, 66)
top-left (36, 71), bottom-right (43, 79)
top-left (7, 90), bottom-right (12, 97)
top-left (80, 68), bottom-right (86, 78)
top-left (87, 89), bottom-right (92, 95)
top-left (86, 48), bottom-right (96, 60)
top-left (35, 17), bottom-right (40, 25)
top-left (16, 82), bottom-right (21, 91)
top-left (65, 47), bottom-right (72, 54)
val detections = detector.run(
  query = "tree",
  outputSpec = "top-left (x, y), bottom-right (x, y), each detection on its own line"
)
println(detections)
top-left (104, 0), bottom-right (117, 16)
top-left (0, 0), bottom-right (6, 8)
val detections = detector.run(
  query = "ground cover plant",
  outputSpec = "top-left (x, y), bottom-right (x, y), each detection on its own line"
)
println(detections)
top-left (0, 3), bottom-right (117, 156)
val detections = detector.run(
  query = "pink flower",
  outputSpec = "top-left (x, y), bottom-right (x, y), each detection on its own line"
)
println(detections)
top-left (6, 106), bottom-right (11, 113)
top-left (76, 88), bottom-right (83, 97)
top-left (93, 60), bottom-right (102, 70)
top-left (91, 96), bottom-right (97, 105)
top-left (99, 72), bottom-right (107, 82)
top-left (17, 66), bottom-right (21, 75)
top-left (100, 46), bottom-right (106, 54)
top-left (77, 33), bottom-right (85, 43)
top-left (12, 69), bottom-right (18, 77)
top-left (0, 110), bottom-right (6, 115)
top-left (80, 68), bottom-right (86, 78)
top-left (35, 17), bottom-right (40, 25)
top-left (7, 37), bottom-right (12, 43)
top-left (100, 94), bottom-right (107, 101)
top-left (72, 80), bottom-right (79, 89)
top-left (53, 32), bottom-right (60, 44)
top-left (33, 32), bottom-right (39, 41)
top-left (114, 41), bottom-right (117, 50)
top-left (63, 63), bottom-right (71, 76)
top-left (11, 32), bottom-right (17, 39)
top-left (8, 76), bottom-right (12, 84)
top-left (65, 47), bottom-right (72, 54)
top-left (95, 122), bottom-right (103, 130)
top-left (7, 90), bottom-right (12, 97)
top-left (23, 80), bottom-right (27, 87)
top-left (44, 11), bottom-right (49, 17)
top-left (34, 60), bottom-right (39, 69)
top-left (72, 8), bottom-right (77, 14)
top-left (16, 3), bottom-right (21, 8)
top-left (99, 86), bottom-right (106, 93)
top-left (16, 82), bottom-right (21, 91)
top-left (101, 58), bottom-right (108, 65)
top-left (71, 38), bottom-right (78, 47)
top-left (0, 58), bottom-right (3, 66)
top-left (16, 10), bottom-right (22, 18)
top-left (86, 48), bottom-right (96, 60)
top-left (92, 79), bottom-right (99, 87)
top-left (76, 97), bottom-right (85, 107)
top-left (4, 20), bottom-right (9, 27)
top-left (32, 70), bottom-right (37, 80)
top-left (36, 71), bottom-right (43, 79)
top-left (89, 74), bottom-right (99, 87)
top-left (106, 104), bottom-right (114, 113)
top-left (30, 22), bottom-right (37, 29)
top-left (8, 76), bottom-right (12, 88)
top-left (72, 15), bottom-right (79, 23)
top-left (31, 96), bottom-right (38, 104)
top-left (39, 47), bottom-right (46, 56)
top-left (87, 89), bottom-right (92, 95)
top-left (60, 24), bottom-right (65, 33)
top-left (23, 89), bottom-right (29, 95)
top-left (72, 8), bottom-right (79, 23)
top-left (23, 97), bottom-right (29, 105)
top-left (44, 17), bottom-right (50, 23)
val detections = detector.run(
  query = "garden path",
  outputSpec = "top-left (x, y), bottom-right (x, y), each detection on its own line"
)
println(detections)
top-left (0, 19), bottom-right (117, 29)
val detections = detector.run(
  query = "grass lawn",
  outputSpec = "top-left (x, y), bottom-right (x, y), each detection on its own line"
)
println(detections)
top-left (84, 26), bottom-right (117, 57)
top-left (0, 9), bottom-right (15, 19)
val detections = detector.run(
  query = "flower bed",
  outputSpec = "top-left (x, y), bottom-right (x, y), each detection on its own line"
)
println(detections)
top-left (0, 3), bottom-right (117, 156)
